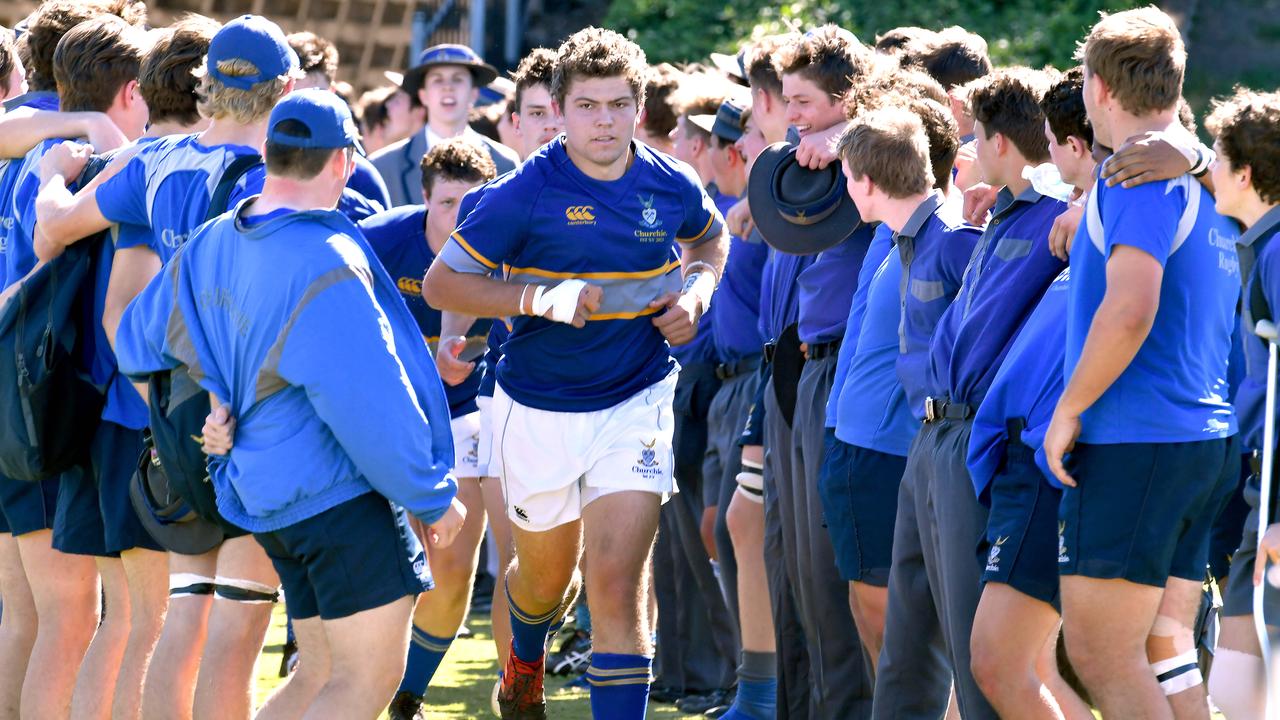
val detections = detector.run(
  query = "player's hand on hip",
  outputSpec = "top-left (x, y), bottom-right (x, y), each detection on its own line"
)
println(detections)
top-left (427, 497), bottom-right (468, 549)
top-left (201, 405), bottom-right (236, 456)
top-left (435, 336), bottom-right (475, 386)
top-left (1043, 406), bottom-right (1081, 488)
top-left (38, 141), bottom-right (92, 184)
top-left (649, 291), bottom-right (702, 346)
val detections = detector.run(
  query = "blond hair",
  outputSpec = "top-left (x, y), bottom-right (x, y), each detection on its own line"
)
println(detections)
top-left (837, 107), bottom-right (932, 199)
top-left (1078, 6), bottom-right (1185, 115)
top-left (195, 58), bottom-right (291, 124)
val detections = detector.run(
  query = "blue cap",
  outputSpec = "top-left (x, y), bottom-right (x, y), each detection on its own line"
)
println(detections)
top-left (267, 89), bottom-right (363, 153)
top-left (401, 43), bottom-right (498, 94)
top-left (206, 15), bottom-right (298, 91)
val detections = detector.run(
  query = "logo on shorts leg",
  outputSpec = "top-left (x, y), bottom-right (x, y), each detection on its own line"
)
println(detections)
top-left (985, 536), bottom-right (1007, 573)
top-left (513, 505), bottom-right (529, 522)
top-left (1058, 521), bottom-right (1070, 564)
top-left (632, 439), bottom-right (664, 479)
top-left (413, 555), bottom-right (427, 577)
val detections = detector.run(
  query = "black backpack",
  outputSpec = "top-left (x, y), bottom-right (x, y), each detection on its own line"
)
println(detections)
top-left (145, 154), bottom-right (260, 532)
top-left (0, 156), bottom-right (112, 481)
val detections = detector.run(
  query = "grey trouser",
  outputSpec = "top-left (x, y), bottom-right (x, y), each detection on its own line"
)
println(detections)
top-left (873, 417), bottom-right (996, 719)
top-left (788, 355), bottom-right (873, 718)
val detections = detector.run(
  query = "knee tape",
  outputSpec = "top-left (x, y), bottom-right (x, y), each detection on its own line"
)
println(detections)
top-left (213, 576), bottom-right (280, 604)
top-left (169, 573), bottom-right (215, 598)
top-left (735, 458), bottom-right (764, 502)
top-left (1151, 650), bottom-right (1202, 695)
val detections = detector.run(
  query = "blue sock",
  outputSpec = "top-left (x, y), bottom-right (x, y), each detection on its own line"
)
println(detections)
top-left (508, 583), bottom-right (558, 663)
top-left (397, 625), bottom-right (454, 696)
top-left (719, 677), bottom-right (777, 720)
top-left (586, 653), bottom-right (651, 719)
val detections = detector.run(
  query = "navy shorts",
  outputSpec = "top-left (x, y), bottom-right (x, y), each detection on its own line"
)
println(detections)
top-left (53, 463), bottom-right (110, 556)
top-left (1059, 438), bottom-right (1235, 587)
top-left (0, 474), bottom-right (58, 536)
top-left (91, 423), bottom-right (162, 554)
top-left (817, 430), bottom-right (907, 585)
top-left (254, 492), bottom-right (431, 620)
top-left (980, 441), bottom-right (1062, 607)
top-left (1208, 451), bottom-right (1251, 582)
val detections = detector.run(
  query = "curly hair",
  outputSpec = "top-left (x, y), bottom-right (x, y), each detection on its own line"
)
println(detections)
top-left (551, 27), bottom-right (648, 108)
top-left (420, 136), bottom-right (498, 196)
top-left (140, 14), bottom-right (218, 126)
top-left (774, 24), bottom-right (872, 100)
top-left (1078, 7), bottom-right (1185, 116)
top-left (25, 0), bottom-right (145, 92)
top-left (1041, 66), bottom-right (1093, 147)
top-left (53, 15), bottom-right (145, 113)
top-left (965, 66), bottom-right (1056, 163)
top-left (511, 47), bottom-right (556, 113)
top-left (1206, 87), bottom-right (1280, 206)
top-left (743, 33), bottom-right (796, 97)
top-left (288, 31), bottom-right (338, 86)
top-left (844, 65), bottom-right (947, 118)
top-left (0, 26), bottom-right (18, 97)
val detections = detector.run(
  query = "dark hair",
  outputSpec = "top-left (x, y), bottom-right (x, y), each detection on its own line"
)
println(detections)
top-left (26, 0), bottom-right (144, 92)
top-left (1041, 66), bottom-right (1093, 146)
top-left (511, 47), bottom-right (556, 113)
top-left (641, 62), bottom-right (683, 138)
top-left (875, 26), bottom-right (936, 55)
top-left (912, 28), bottom-right (992, 90)
top-left (420, 137), bottom-right (497, 196)
top-left (966, 66), bottom-right (1055, 163)
top-left (467, 104), bottom-right (502, 143)
top-left (265, 119), bottom-right (344, 180)
top-left (356, 85), bottom-right (397, 134)
top-left (288, 31), bottom-right (339, 86)
top-left (0, 26), bottom-right (18, 96)
top-left (845, 65), bottom-right (948, 118)
top-left (53, 15), bottom-right (144, 113)
top-left (775, 24), bottom-right (872, 100)
top-left (140, 14), bottom-right (218, 126)
top-left (551, 27), bottom-right (648, 108)
top-left (1206, 87), bottom-right (1280, 205)
top-left (744, 33), bottom-right (795, 97)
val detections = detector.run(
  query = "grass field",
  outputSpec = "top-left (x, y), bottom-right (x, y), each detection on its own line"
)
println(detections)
top-left (252, 605), bottom-right (685, 719)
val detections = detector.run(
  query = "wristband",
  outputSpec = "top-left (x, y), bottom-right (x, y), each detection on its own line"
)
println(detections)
top-left (531, 279), bottom-right (587, 324)
top-left (1190, 144), bottom-right (1214, 178)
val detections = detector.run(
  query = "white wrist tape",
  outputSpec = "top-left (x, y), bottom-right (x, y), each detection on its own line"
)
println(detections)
top-left (531, 279), bottom-right (587, 324)
top-left (682, 271), bottom-right (716, 311)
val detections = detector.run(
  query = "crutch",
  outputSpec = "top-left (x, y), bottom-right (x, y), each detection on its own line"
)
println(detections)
top-left (1253, 318), bottom-right (1280, 720)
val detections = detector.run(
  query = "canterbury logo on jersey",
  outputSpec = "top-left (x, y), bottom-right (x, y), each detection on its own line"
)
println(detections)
top-left (565, 205), bottom-right (596, 225)
top-left (397, 276), bottom-right (423, 296)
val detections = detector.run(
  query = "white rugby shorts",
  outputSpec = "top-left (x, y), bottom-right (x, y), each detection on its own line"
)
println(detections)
top-left (476, 395), bottom-right (494, 479)
top-left (491, 370), bottom-right (677, 531)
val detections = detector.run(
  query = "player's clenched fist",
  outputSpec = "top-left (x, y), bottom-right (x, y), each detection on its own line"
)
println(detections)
top-left (38, 141), bottom-right (92, 185)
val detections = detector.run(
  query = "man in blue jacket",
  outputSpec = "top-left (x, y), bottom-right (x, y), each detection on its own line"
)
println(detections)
top-left (115, 89), bottom-right (465, 718)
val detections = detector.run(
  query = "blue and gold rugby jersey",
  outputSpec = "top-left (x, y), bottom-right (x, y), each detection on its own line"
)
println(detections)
top-left (439, 136), bottom-right (724, 412)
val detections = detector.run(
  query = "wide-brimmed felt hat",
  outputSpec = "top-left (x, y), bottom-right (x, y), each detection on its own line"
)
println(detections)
top-left (689, 98), bottom-right (746, 143)
top-left (747, 141), bottom-right (863, 254)
top-left (130, 438), bottom-right (225, 556)
top-left (401, 44), bottom-right (498, 97)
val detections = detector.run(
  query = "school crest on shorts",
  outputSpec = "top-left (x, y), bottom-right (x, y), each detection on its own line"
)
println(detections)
top-left (985, 536), bottom-right (1007, 573)
top-left (632, 439), bottom-right (664, 479)
top-left (638, 194), bottom-right (660, 229)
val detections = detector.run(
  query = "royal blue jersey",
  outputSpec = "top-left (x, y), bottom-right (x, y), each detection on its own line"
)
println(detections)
top-left (116, 201), bottom-right (457, 531)
top-left (710, 207), bottom-right (768, 363)
top-left (1067, 173), bottom-right (1239, 443)
top-left (438, 137), bottom-right (724, 412)
top-left (762, 249), bottom-right (815, 342)
top-left (1235, 205), bottom-right (1280, 453)
top-left (96, 133), bottom-right (265, 264)
top-left (833, 229), bottom-right (918, 455)
top-left (359, 205), bottom-right (490, 418)
top-left (894, 191), bottom-right (982, 420)
top-left (6, 138), bottom-right (77, 285)
top-left (826, 224), bottom-right (892, 427)
top-left (797, 223), bottom-right (876, 345)
top-left (0, 93), bottom-right (59, 291)
top-left (927, 188), bottom-right (1066, 405)
top-left (969, 268), bottom-right (1069, 497)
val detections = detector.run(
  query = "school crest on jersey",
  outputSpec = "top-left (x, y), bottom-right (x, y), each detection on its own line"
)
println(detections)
top-left (638, 194), bottom-right (660, 229)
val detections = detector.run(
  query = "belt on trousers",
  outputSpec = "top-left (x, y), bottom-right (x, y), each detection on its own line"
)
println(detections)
top-left (924, 396), bottom-right (975, 423)
top-left (805, 339), bottom-right (841, 360)
top-left (715, 354), bottom-right (763, 380)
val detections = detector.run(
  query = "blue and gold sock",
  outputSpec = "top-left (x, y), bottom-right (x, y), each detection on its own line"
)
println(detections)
top-left (398, 625), bottom-right (454, 696)
top-left (586, 653), bottom-right (651, 719)
top-left (508, 582), bottom-right (559, 663)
